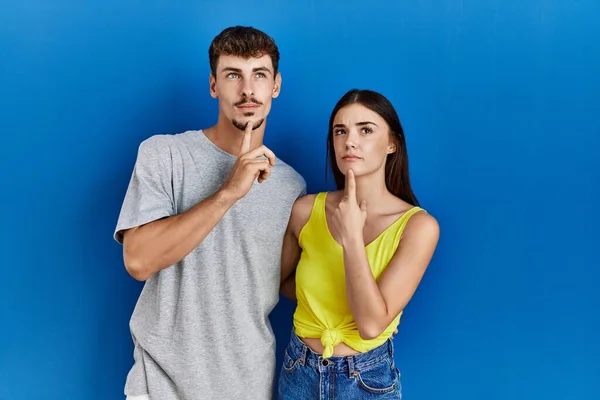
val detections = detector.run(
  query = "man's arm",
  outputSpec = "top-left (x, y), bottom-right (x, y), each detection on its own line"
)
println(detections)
top-left (121, 123), bottom-right (276, 281)
top-left (122, 189), bottom-right (237, 281)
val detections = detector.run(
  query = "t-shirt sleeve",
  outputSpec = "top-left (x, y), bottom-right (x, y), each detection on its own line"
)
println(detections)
top-left (298, 175), bottom-right (307, 198)
top-left (113, 136), bottom-right (176, 244)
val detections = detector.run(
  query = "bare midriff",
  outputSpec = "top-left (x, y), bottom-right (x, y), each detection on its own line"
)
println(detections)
top-left (300, 337), bottom-right (361, 357)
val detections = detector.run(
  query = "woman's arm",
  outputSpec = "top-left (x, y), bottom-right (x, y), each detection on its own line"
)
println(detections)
top-left (343, 211), bottom-right (440, 339)
top-left (279, 194), bottom-right (316, 301)
top-left (280, 275), bottom-right (297, 301)
top-left (280, 223), bottom-right (301, 301)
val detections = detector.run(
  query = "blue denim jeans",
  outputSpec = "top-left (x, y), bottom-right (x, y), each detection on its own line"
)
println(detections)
top-left (277, 331), bottom-right (402, 399)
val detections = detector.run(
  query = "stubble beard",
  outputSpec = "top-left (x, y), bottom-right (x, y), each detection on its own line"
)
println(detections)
top-left (232, 113), bottom-right (265, 131)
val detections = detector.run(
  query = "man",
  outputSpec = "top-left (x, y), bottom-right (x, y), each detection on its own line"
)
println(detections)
top-left (114, 26), bottom-right (306, 400)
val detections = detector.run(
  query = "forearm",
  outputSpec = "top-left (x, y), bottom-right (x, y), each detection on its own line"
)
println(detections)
top-left (280, 275), bottom-right (297, 301)
top-left (343, 236), bottom-right (389, 339)
top-left (123, 188), bottom-right (237, 280)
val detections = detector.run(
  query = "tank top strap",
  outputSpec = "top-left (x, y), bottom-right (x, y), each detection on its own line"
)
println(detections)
top-left (391, 206), bottom-right (426, 243)
top-left (298, 192), bottom-right (330, 245)
top-left (402, 206), bottom-right (424, 221)
top-left (305, 192), bottom-right (328, 230)
top-left (312, 192), bottom-right (328, 220)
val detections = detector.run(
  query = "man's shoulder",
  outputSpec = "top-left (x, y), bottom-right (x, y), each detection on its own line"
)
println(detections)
top-left (135, 130), bottom-right (208, 162)
top-left (273, 157), bottom-right (306, 189)
top-left (139, 130), bottom-right (201, 149)
top-left (274, 156), bottom-right (302, 175)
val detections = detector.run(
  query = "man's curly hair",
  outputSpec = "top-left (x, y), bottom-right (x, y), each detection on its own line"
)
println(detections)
top-left (209, 26), bottom-right (280, 76)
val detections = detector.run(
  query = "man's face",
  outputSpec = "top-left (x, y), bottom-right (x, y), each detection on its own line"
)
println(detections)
top-left (210, 54), bottom-right (281, 131)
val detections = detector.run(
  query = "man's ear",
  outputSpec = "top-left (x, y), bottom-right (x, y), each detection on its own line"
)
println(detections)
top-left (209, 73), bottom-right (218, 98)
top-left (272, 72), bottom-right (282, 98)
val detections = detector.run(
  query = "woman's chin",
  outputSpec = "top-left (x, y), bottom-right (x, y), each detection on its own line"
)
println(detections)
top-left (338, 165), bottom-right (364, 176)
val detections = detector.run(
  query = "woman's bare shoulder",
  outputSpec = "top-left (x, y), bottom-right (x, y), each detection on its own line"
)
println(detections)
top-left (288, 193), bottom-right (318, 236)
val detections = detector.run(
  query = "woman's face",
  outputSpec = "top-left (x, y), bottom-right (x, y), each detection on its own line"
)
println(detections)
top-left (332, 103), bottom-right (396, 178)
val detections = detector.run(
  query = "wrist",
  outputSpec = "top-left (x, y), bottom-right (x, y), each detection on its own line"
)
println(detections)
top-left (342, 233), bottom-right (364, 249)
top-left (214, 186), bottom-right (239, 207)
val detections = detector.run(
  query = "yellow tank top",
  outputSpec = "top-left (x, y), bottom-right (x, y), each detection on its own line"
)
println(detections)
top-left (293, 192), bottom-right (424, 358)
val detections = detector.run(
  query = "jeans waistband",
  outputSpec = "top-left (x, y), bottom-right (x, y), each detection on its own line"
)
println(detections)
top-left (286, 331), bottom-right (394, 375)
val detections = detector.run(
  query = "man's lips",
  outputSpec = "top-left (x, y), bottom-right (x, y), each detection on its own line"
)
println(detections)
top-left (236, 101), bottom-right (261, 109)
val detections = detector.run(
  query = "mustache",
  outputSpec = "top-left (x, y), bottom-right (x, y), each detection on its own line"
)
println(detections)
top-left (234, 97), bottom-right (262, 107)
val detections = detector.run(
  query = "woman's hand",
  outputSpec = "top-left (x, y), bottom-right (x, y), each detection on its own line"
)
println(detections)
top-left (331, 169), bottom-right (367, 247)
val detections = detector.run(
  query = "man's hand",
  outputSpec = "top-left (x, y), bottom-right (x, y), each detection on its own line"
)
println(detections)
top-left (222, 122), bottom-right (276, 201)
top-left (331, 169), bottom-right (367, 247)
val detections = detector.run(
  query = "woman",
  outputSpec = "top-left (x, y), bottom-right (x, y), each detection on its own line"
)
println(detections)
top-left (278, 89), bottom-right (440, 399)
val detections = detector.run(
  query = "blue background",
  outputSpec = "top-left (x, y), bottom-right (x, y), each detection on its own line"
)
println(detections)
top-left (1, 1), bottom-right (599, 399)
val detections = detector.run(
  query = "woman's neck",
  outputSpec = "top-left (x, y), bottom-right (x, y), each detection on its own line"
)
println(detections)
top-left (345, 172), bottom-right (390, 210)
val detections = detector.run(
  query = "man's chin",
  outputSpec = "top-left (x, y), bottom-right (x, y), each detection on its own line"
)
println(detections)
top-left (232, 118), bottom-right (265, 131)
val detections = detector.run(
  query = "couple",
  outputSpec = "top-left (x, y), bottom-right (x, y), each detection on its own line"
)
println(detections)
top-left (114, 26), bottom-right (439, 400)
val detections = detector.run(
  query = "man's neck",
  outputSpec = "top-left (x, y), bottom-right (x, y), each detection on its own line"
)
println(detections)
top-left (203, 119), bottom-right (265, 156)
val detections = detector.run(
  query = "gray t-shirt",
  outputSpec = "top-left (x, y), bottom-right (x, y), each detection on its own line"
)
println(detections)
top-left (114, 130), bottom-right (306, 400)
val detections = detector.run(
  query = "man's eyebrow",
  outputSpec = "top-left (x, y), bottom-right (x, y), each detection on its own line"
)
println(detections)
top-left (220, 67), bottom-right (242, 73)
top-left (252, 66), bottom-right (272, 74)
top-left (219, 66), bottom-right (273, 74)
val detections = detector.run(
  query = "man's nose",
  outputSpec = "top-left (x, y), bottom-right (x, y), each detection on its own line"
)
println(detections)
top-left (240, 78), bottom-right (254, 98)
